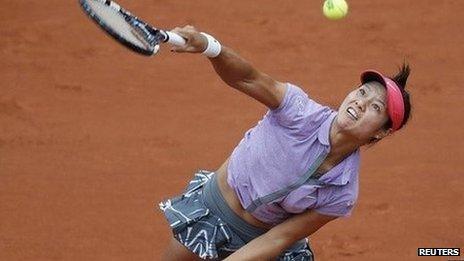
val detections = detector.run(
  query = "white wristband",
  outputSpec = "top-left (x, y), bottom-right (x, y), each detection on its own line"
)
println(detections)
top-left (200, 32), bottom-right (221, 58)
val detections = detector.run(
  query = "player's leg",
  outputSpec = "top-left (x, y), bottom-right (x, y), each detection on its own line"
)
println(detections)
top-left (161, 237), bottom-right (202, 261)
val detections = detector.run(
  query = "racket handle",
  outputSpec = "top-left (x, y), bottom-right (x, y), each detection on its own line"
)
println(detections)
top-left (165, 31), bottom-right (186, 46)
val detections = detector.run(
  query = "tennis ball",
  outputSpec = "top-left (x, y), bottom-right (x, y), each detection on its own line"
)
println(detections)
top-left (323, 0), bottom-right (348, 20)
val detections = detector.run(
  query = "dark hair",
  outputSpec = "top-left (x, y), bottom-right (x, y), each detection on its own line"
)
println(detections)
top-left (383, 62), bottom-right (412, 130)
top-left (369, 63), bottom-right (412, 144)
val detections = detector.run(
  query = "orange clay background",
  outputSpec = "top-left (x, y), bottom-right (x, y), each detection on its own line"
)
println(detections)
top-left (1, 0), bottom-right (463, 260)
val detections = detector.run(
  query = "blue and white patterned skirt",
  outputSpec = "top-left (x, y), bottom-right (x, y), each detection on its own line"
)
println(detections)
top-left (159, 170), bottom-right (314, 260)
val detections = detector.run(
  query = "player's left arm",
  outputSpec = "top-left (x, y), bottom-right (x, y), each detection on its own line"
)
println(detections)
top-left (224, 210), bottom-right (337, 260)
top-left (171, 25), bottom-right (286, 110)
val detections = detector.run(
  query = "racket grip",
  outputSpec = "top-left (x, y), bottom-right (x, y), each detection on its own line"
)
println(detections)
top-left (165, 31), bottom-right (186, 46)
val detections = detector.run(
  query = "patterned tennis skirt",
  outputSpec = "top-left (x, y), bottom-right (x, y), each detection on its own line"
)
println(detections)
top-left (159, 170), bottom-right (315, 260)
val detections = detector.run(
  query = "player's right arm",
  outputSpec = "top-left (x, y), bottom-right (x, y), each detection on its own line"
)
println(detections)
top-left (171, 25), bottom-right (286, 109)
top-left (225, 210), bottom-right (337, 260)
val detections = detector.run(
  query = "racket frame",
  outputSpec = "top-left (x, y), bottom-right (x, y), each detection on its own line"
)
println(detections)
top-left (79, 0), bottom-right (174, 56)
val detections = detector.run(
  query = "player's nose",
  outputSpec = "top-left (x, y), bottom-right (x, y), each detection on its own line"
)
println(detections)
top-left (355, 100), bottom-right (366, 112)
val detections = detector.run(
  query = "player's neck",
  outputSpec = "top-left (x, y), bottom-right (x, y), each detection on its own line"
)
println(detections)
top-left (328, 121), bottom-right (363, 159)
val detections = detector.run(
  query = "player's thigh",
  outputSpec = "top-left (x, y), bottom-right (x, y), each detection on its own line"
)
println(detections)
top-left (162, 237), bottom-right (202, 261)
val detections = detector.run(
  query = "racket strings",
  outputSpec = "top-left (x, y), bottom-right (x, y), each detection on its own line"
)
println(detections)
top-left (129, 18), bottom-right (164, 47)
top-left (86, 0), bottom-right (148, 49)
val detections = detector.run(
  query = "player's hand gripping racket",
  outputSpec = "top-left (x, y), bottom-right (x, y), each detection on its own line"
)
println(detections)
top-left (79, 0), bottom-right (186, 56)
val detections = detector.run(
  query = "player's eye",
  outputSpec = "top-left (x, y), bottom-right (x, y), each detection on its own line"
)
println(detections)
top-left (372, 104), bottom-right (380, 111)
top-left (359, 89), bottom-right (366, 95)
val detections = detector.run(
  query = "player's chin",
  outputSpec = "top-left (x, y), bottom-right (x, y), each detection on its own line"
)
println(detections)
top-left (336, 114), bottom-right (356, 129)
top-left (338, 120), bottom-right (372, 140)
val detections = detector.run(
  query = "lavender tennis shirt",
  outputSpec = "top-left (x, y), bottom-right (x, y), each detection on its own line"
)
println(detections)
top-left (227, 83), bottom-right (360, 225)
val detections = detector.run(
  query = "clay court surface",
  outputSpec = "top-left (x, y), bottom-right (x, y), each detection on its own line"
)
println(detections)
top-left (1, 0), bottom-right (463, 260)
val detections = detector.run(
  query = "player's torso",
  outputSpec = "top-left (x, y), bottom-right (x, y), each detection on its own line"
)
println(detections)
top-left (216, 158), bottom-right (274, 229)
top-left (216, 149), bottom-right (345, 229)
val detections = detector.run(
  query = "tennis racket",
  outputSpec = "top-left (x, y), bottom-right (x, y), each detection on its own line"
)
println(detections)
top-left (79, 0), bottom-right (186, 56)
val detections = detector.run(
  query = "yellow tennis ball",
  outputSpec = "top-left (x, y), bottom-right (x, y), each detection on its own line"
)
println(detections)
top-left (323, 0), bottom-right (348, 20)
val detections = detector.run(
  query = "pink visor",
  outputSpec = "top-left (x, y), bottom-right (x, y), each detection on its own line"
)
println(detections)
top-left (360, 70), bottom-right (405, 131)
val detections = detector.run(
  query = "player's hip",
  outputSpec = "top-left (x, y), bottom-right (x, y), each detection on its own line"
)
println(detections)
top-left (159, 170), bottom-right (315, 260)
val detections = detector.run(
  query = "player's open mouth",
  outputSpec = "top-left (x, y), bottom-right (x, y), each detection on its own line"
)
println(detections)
top-left (347, 107), bottom-right (358, 120)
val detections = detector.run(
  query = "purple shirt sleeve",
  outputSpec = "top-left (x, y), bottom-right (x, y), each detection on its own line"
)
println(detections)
top-left (283, 182), bottom-right (357, 217)
top-left (270, 84), bottom-right (332, 135)
top-left (314, 179), bottom-right (358, 217)
top-left (315, 194), bottom-right (355, 217)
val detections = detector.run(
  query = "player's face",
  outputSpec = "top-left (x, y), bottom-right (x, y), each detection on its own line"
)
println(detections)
top-left (336, 81), bottom-right (390, 141)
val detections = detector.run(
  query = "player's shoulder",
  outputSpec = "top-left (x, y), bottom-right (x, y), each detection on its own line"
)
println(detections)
top-left (285, 83), bottom-right (332, 110)
top-left (269, 82), bottom-right (333, 133)
top-left (274, 82), bottom-right (322, 112)
top-left (285, 82), bottom-right (309, 98)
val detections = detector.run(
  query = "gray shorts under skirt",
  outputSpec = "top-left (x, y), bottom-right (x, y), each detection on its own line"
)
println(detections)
top-left (159, 170), bottom-right (315, 260)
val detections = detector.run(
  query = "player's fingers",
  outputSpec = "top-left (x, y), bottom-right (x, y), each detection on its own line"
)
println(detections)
top-left (170, 25), bottom-right (206, 53)
top-left (170, 42), bottom-right (189, 52)
top-left (170, 28), bottom-right (190, 39)
top-left (171, 44), bottom-right (202, 53)
top-left (173, 25), bottom-right (200, 38)
top-left (170, 27), bottom-right (205, 53)
top-left (169, 29), bottom-right (192, 52)
top-left (184, 25), bottom-right (196, 31)
top-left (170, 41), bottom-right (196, 52)
top-left (172, 28), bottom-right (198, 46)
top-left (172, 46), bottom-right (194, 53)
top-left (171, 27), bottom-right (186, 35)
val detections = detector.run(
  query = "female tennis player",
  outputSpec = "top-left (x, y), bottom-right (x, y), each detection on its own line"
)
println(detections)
top-left (159, 25), bottom-right (412, 260)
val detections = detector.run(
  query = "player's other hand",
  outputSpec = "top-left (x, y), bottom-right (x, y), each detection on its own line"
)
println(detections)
top-left (170, 25), bottom-right (208, 53)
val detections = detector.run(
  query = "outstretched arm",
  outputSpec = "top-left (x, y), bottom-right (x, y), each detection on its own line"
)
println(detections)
top-left (171, 25), bottom-right (286, 109)
top-left (225, 210), bottom-right (336, 260)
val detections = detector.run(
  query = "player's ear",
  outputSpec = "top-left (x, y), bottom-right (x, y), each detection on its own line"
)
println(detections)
top-left (374, 128), bottom-right (392, 141)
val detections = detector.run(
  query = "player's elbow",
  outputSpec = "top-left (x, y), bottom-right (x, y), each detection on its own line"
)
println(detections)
top-left (256, 232), bottom-right (293, 259)
top-left (265, 229), bottom-right (302, 254)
